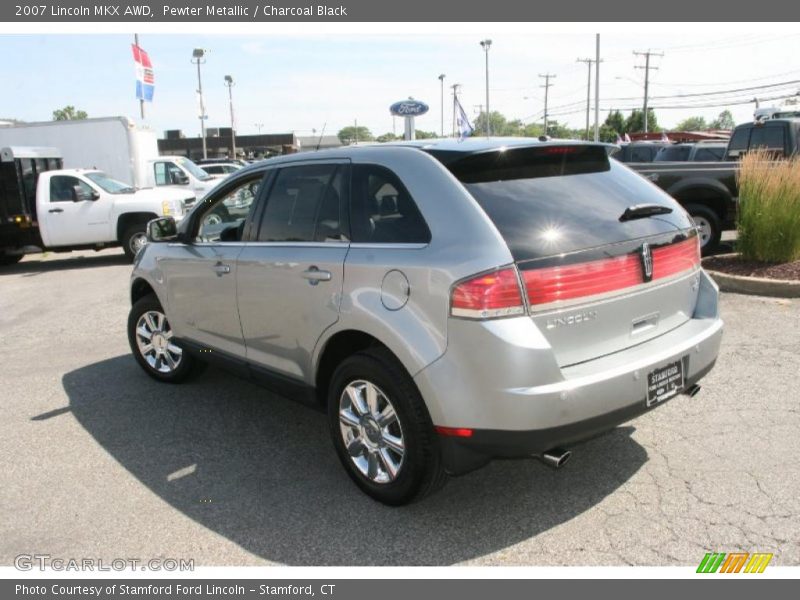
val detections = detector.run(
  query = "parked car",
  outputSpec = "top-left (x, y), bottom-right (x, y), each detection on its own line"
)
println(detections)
top-left (128, 138), bottom-right (723, 505)
top-left (628, 118), bottom-right (800, 253)
top-left (611, 141), bottom-right (671, 163)
top-left (654, 142), bottom-right (727, 162)
top-left (0, 147), bottom-right (194, 264)
top-left (198, 162), bottom-right (242, 176)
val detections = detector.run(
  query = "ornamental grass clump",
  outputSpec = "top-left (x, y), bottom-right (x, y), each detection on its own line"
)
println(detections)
top-left (737, 149), bottom-right (800, 263)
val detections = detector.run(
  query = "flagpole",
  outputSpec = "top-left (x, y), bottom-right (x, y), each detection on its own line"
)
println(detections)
top-left (134, 34), bottom-right (145, 121)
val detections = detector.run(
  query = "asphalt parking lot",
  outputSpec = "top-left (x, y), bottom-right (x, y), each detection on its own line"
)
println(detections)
top-left (1, 248), bottom-right (798, 567)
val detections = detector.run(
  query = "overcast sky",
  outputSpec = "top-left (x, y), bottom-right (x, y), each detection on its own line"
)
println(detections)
top-left (3, 32), bottom-right (800, 138)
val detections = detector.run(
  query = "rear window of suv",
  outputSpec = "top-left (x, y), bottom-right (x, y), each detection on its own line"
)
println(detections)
top-left (429, 145), bottom-right (694, 262)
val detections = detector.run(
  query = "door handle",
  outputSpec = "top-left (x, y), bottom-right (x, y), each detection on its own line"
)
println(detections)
top-left (48, 208), bottom-right (64, 213)
top-left (212, 262), bottom-right (231, 276)
top-left (301, 266), bottom-right (332, 285)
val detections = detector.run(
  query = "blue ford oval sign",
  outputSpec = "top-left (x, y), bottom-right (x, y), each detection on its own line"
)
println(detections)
top-left (390, 99), bottom-right (429, 117)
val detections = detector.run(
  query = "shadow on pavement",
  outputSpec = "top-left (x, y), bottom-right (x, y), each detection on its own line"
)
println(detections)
top-left (62, 355), bottom-right (648, 565)
top-left (1, 252), bottom-right (129, 276)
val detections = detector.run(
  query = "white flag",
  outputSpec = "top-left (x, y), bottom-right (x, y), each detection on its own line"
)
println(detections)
top-left (455, 97), bottom-right (474, 141)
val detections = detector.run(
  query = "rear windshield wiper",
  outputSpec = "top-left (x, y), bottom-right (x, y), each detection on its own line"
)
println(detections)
top-left (619, 203), bottom-right (673, 222)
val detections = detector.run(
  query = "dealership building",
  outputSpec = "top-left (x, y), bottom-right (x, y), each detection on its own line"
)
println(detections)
top-left (157, 128), bottom-right (342, 159)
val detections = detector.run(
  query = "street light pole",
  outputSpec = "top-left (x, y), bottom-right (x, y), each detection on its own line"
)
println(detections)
top-left (224, 75), bottom-right (236, 159)
top-left (480, 39), bottom-right (492, 136)
top-left (438, 74), bottom-right (446, 137)
top-left (192, 48), bottom-right (208, 159)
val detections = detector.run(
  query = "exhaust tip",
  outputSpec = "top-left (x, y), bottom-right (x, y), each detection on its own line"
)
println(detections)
top-left (687, 384), bottom-right (702, 398)
top-left (539, 448), bottom-right (572, 469)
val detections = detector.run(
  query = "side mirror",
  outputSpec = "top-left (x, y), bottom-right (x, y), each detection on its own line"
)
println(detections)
top-left (72, 186), bottom-right (91, 202)
top-left (169, 170), bottom-right (190, 185)
top-left (147, 216), bottom-right (179, 242)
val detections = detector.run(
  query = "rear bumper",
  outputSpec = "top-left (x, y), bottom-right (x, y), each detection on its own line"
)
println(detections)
top-left (437, 359), bottom-right (715, 475)
top-left (414, 270), bottom-right (723, 475)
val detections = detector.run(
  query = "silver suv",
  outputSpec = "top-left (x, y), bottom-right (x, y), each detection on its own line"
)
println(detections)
top-left (128, 139), bottom-right (723, 505)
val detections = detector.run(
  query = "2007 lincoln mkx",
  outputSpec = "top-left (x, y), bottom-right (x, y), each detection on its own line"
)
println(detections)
top-left (127, 138), bottom-right (723, 505)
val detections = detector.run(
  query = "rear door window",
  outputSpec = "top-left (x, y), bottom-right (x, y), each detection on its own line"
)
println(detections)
top-left (655, 145), bottom-right (692, 161)
top-left (432, 145), bottom-right (693, 262)
top-left (257, 163), bottom-right (347, 243)
top-left (694, 147), bottom-right (724, 161)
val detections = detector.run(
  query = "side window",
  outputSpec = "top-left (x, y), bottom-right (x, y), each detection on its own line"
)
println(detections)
top-left (350, 165), bottom-right (431, 244)
top-left (630, 146), bottom-right (651, 162)
top-left (257, 164), bottom-right (346, 243)
top-left (195, 175), bottom-right (262, 242)
top-left (154, 162), bottom-right (169, 186)
top-left (694, 148), bottom-right (721, 161)
top-left (728, 127), bottom-right (750, 154)
top-left (154, 162), bottom-right (185, 186)
top-left (49, 175), bottom-right (93, 203)
top-left (749, 127), bottom-right (784, 152)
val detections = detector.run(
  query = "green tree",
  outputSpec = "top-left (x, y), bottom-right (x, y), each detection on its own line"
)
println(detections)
top-left (375, 132), bottom-right (401, 143)
top-left (52, 106), bottom-right (88, 121)
top-left (473, 111), bottom-right (510, 136)
top-left (337, 126), bottom-right (373, 144)
top-left (604, 110), bottom-right (627, 136)
top-left (625, 109), bottom-right (660, 133)
top-left (674, 116), bottom-right (708, 131)
top-left (710, 110), bottom-right (735, 130)
top-left (414, 130), bottom-right (439, 139)
top-left (599, 124), bottom-right (621, 143)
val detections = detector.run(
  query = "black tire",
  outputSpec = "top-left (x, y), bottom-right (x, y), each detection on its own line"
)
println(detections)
top-left (685, 203), bottom-right (721, 255)
top-left (127, 293), bottom-right (204, 383)
top-left (327, 347), bottom-right (447, 505)
top-left (122, 224), bottom-right (148, 261)
top-left (0, 254), bottom-right (23, 266)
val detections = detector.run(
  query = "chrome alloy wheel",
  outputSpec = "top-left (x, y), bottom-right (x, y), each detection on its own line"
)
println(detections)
top-left (135, 310), bottom-right (182, 373)
top-left (692, 215), bottom-right (712, 248)
top-left (129, 231), bottom-right (148, 255)
top-left (338, 380), bottom-right (405, 484)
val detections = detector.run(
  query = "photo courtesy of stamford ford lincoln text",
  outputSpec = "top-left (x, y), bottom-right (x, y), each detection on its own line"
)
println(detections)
top-left (0, 1), bottom-right (799, 596)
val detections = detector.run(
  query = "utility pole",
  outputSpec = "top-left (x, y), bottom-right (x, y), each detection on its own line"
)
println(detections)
top-left (577, 58), bottom-right (601, 140)
top-left (539, 73), bottom-right (556, 136)
top-left (438, 74), bottom-right (446, 137)
top-left (633, 49), bottom-right (663, 134)
top-left (594, 34), bottom-right (600, 141)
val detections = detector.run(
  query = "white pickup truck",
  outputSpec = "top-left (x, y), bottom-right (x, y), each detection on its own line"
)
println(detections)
top-left (1, 147), bottom-right (197, 264)
top-left (146, 155), bottom-right (224, 200)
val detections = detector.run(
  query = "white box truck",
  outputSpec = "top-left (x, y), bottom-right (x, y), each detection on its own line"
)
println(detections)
top-left (0, 116), bottom-right (222, 198)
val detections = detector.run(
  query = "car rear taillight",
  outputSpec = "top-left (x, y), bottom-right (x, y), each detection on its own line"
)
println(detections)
top-left (522, 236), bottom-right (701, 308)
top-left (450, 267), bottom-right (525, 319)
top-left (652, 237), bottom-right (701, 280)
top-left (522, 253), bottom-right (643, 306)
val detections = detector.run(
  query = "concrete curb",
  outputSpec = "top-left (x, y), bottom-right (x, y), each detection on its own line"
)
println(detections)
top-left (703, 254), bottom-right (800, 298)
